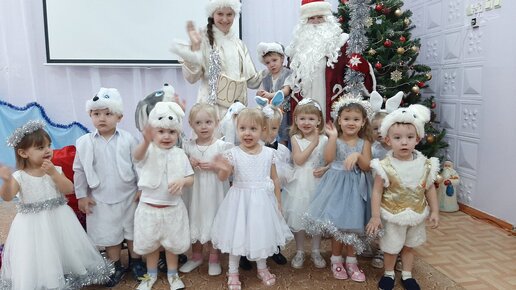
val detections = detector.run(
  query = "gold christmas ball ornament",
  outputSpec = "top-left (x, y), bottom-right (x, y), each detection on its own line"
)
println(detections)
top-left (394, 8), bottom-right (402, 17)
top-left (411, 85), bottom-right (420, 94)
top-left (411, 45), bottom-right (419, 53)
top-left (426, 134), bottom-right (435, 144)
top-left (368, 48), bottom-right (376, 56)
top-left (404, 18), bottom-right (411, 26)
top-left (397, 47), bottom-right (406, 54)
top-left (426, 73), bottom-right (433, 80)
top-left (436, 174), bottom-right (444, 184)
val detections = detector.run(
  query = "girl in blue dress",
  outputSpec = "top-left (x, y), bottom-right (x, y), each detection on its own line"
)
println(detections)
top-left (304, 97), bottom-right (373, 283)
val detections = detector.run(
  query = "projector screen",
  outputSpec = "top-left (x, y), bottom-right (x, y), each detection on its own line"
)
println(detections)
top-left (42, 0), bottom-right (241, 66)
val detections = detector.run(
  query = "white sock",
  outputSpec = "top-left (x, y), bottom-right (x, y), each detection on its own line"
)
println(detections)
top-left (384, 270), bottom-right (395, 279)
top-left (402, 271), bottom-right (412, 280)
top-left (346, 256), bottom-right (357, 264)
top-left (311, 234), bottom-right (322, 252)
top-left (228, 255), bottom-right (239, 274)
top-left (294, 231), bottom-right (305, 252)
top-left (330, 255), bottom-right (343, 264)
top-left (256, 258), bottom-right (267, 270)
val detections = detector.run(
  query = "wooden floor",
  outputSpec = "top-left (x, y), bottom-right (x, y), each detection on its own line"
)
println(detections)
top-left (415, 211), bottom-right (516, 290)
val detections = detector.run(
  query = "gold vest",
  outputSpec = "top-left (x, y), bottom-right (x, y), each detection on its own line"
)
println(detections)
top-left (380, 157), bottom-right (432, 215)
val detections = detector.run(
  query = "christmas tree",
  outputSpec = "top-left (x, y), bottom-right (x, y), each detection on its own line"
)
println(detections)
top-left (338, 0), bottom-right (447, 159)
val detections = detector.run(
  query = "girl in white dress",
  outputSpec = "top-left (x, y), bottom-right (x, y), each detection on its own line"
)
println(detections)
top-left (211, 108), bottom-right (293, 289)
top-left (180, 103), bottom-right (233, 276)
top-left (281, 99), bottom-right (328, 269)
top-left (0, 120), bottom-right (112, 290)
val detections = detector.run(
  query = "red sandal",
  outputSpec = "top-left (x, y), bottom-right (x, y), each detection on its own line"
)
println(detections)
top-left (257, 268), bottom-right (276, 286)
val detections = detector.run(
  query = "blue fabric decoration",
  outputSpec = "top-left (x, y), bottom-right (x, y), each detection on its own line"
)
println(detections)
top-left (446, 184), bottom-right (454, 197)
top-left (0, 100), bottom-right (89, 169)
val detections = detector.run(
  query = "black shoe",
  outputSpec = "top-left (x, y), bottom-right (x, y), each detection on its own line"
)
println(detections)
top-left (158, 251), bottom-right (167, 273)
top-left (401, 278), bottom-right (421, 290)
top-left (378, 275), bottom-right (395, 290)
top-left (104, 262), bottom-right (126, 287)
top-left (129, 258), bottom-right (146, 280)
top-left (178, 253), bottom-right (188, 265)
top-left (271, 252), bottom-right (287, 265)
top-left (239, 256), bottom-right (252, 271)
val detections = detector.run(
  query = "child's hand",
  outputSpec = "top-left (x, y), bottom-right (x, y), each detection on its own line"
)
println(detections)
top-left (212, 154), bottom-right (231, 172)
top-left (198, 161), bottom-right (216, 171)
top-left (189, 157), bottom-right (201, 168)
top-left (168, 179), bottom-right (185, 195)
top-left (313, 165), bottom-right (329, 178)
top-left (366, 216), bottom-right (382, 236)
top-left (256, 89), bottom-right (267, 98)
top-left (343, 152), bottom-right (360, 170)
top-left (186, 21), bottom-right (201, 51)
top-left (41, 159), bottom-right (58, 176)
top-left (0, 165), bottom-right (12, 181)
top-left (428, 211), bottom-right (439, 228)
top-left (78, 197), bottom-right (96, 214)
top-left (325, 122), bottom-right (338, 139)
top-left (142, 125), bottom-right (154, 143)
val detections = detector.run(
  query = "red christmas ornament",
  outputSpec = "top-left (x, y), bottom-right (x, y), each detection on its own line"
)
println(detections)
top-left (375, 4), bottom-right (383, 12)
top-left (338, 16), bottom-right (344, 23)
top-left (382, 7), bottom-right (391, 15)
top-left (383, 39), bottom-right (392, 48)
top-left (417, 81), bottom-right (425, 88)
top-left (444, 180), bottom-right (451, 186)
top-left (431, 102), bottom-right (437, 109)
top-left (399, 36), bottom-right (406, 43)
top-left (340, 0), bottom-right (348, 4)
top-left (374, 62), bottom-right (383, 70)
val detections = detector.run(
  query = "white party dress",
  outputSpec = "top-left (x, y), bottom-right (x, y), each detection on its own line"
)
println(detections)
top-left (0, 168), bottom-right (112, 290)
top-left (210, 146), bottom-right (293, 260)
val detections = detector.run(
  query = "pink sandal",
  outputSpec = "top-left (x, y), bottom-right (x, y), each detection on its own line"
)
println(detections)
top-left (227, 273), bottom-right (241, 290)
top-left (345, 262), bottom-right (366, 282)
top-left (257, 268), bottom-right (276, 286)
top-left (331, 262), bottom-right (348, 280)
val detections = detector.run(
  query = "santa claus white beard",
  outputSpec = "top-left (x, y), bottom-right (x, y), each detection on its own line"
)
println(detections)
top-left (287, 19), bottom-right (346, 93)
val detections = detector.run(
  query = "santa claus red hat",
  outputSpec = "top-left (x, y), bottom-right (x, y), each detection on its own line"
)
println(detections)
top-left (300, 0), bottom-right (332, 19)
top-left (206, 0), bottom-right (241, 17)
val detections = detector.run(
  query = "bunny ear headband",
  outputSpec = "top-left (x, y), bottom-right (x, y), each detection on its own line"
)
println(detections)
top-left (331, 93), bottom-right (374, 120)
top-left (370, 91), bottom-right (404, 114)
top-left (255, 91), bottom-right (284, 119)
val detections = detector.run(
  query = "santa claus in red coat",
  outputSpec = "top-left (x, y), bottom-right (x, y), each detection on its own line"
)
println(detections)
top-left (285, 0), bottom-right (376, 120)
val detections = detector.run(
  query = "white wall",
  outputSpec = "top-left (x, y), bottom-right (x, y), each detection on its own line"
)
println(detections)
top-left (405, 0), bottom-right (516, 225)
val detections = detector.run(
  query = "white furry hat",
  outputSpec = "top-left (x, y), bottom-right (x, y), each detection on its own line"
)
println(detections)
top-left (257, 42), bottom-right (285, 64)
top-left (300, 0), bottom-right (332, 20)
top-left (380, 104), bottom-right (431, 139)
top-left (86, 87), bottom-right (123, 115)
top-left (148, 102), bottom-right (185, 131)
top-left (206, 0), bottom-right (241, 17)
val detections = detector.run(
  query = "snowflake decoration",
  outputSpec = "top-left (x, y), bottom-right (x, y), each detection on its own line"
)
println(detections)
top-left (375, 18), bottom-right (383, 25)
top-left (390, 70), bottom-right (403, 82)
top-left (365, 17), bottom-right (373, 28)
top-left (349, 55), bottom-right (362, 67)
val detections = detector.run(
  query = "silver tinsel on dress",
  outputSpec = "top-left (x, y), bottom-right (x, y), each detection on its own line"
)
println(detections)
top-left (345, 0), bottom-right (370, 97)
top-left (207, 48), bottom-right (222, 105)
top-left (17, 196), bottom-right (68, 214)
top-left (6, 120), bottom-right (45, 148)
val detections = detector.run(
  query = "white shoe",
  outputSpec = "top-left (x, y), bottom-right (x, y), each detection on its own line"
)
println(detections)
top-left (311, 252), bottom-right (327, 268)
top-left (179, 259), bottom-right (202, 273)
top-left (208, 262), bottom-right (222, 276)
top-left (136, 274), bottom-right (157, 290)
top-left (168, 274), bottom-right (185, 290)
top-left (290, 251), bottom-right (305, 269)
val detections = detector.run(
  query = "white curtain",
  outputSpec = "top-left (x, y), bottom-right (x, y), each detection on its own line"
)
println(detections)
top-left (0, 0), bottom-right (339, 137)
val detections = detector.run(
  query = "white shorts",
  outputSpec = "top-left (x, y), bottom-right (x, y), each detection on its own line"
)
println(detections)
top-left (133, 201), bottom-right (190, 256)
top-left (380, 221), bottom-right (426, 254)
top-left (86, 198), bottom-right (137, 247)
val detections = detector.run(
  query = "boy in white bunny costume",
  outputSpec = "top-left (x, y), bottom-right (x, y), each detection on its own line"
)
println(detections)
top-left (133, 102), bottom-right (194, 290)
top-left (74, 87), bottom-right (145, 286)
top-left (366, 104), bottom-right (440, 290)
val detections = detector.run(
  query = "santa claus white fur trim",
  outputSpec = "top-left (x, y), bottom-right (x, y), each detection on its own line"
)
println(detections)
top-left (380, 104), bottom-right (430, 138)
top-left (300, 0), bottom-right (332, 19)
top-left (257, 42), bottom-right (285, 64)
top-left (206, 0), bottom-right (241, 17)
top-left (148, 102), bottom-right (185, 131)
top-left (86, 87), bottom-right (123, 115)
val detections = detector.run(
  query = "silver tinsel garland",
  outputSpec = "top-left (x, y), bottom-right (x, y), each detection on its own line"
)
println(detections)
top-left (344, 0), bottom-right (370, 97)
top-left (6, 120), bottom-right (45, 148)
top-left (17, 196), bottom-right (68, 214)
top-left (207, 48), bottom-right (222, 105)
